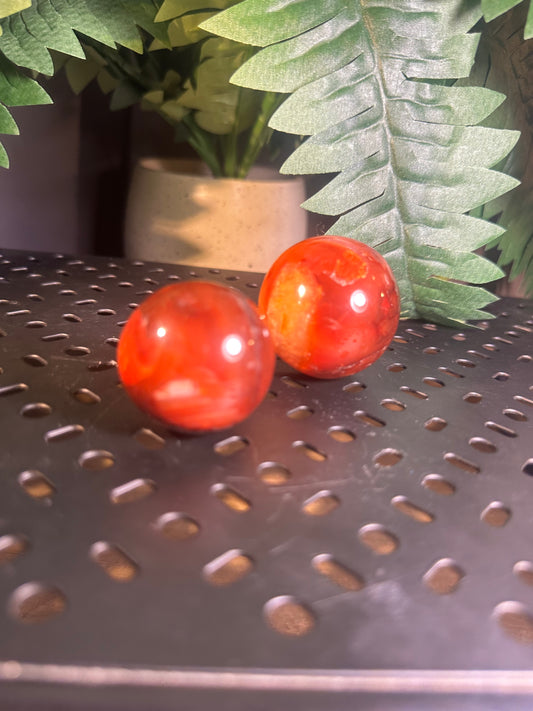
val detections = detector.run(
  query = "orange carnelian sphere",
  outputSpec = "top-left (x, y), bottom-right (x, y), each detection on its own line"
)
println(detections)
top-left (117, 281), bottom-right (276, 431)
top-left (258, 236), bottom-right (400, 379)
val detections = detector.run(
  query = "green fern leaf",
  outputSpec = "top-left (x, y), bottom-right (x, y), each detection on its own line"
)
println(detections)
top-left (0, 53), bottom-right (51, 167)
top-left (204, 0), bottom-right (520, 325)
top-left (0, 0), bottom-right (164, 168)
top-left (0, 1), bottom-right (165, 75)
top-left (466, 6), bottom-right (533, 294)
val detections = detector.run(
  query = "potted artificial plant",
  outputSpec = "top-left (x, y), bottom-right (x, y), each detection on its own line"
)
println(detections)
top-left (0, 0), bottom-right (532, 325)
top-left (0, 0), bottom-right (308, 272)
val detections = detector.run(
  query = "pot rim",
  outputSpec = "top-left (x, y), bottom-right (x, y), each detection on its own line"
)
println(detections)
top-left (137, 157), bottom-right (303, 185)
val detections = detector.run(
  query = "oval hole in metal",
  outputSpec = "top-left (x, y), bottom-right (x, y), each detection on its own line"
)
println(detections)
top-left (422, 474), bottom-right (456, 496)
top-left (18, 470), bottom-right (55, 499)
top-left (493, 601), bottom-right (533, 644)
top-left (302, 491), bottom-right (340, 517)
top-left (203, 550), bottom-right (254, 587)
top-left (257, 462), bottom-right (291, 486)
top-left (90, 542), bottom-right (138, 582)
top-left (312, 554), bottom-right (364, 591)
top-left (423, 559), bottom-right (464, 595)
top-left (0, 534), bottom-right (29, 564)
top-left (110, 478), bottom-right (157, 505)
top-left (211, 484), bottom-right (251, 513)
top-left (391, 496), bottom-right (434, 523)
top-left (263, 596), bottom-right (315, 637)
top-left (155, 512), bottom-right (200, 541)
top-left (358, 524), bottom-right (399, 555)
top-left (9, 582), bottom-right (66, 624)
top-left (79, 450), bottom-right (115, 471)
top-left (213, 436), bottom-right (249, 457)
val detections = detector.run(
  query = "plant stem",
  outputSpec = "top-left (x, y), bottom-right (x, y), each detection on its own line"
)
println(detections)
top-left (237, 92), bottom-right (283, 179)
top-left (181, 115), bottom-right (223, 177)
top-left (223, 126), bottom-right (239, 178)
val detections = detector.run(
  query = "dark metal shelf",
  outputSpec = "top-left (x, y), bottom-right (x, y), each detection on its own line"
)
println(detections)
top-left (0, 249), bottom-right (531, 710)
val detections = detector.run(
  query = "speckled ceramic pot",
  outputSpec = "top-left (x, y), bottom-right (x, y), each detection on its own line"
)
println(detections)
top-left (124, 158), bottom-right (308, 272)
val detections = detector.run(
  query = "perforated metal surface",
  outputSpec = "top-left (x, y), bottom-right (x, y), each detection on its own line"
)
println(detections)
top-left (0, 249), bottom-right (531, 710)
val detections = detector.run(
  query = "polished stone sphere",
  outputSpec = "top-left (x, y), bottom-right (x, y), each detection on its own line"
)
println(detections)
top-left (258, 236), bottom-right (400, 379)
top-left (118, 281), bottom-right (276, 431)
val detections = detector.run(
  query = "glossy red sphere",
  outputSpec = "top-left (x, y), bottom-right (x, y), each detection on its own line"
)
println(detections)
top-left (117, 281), bottom-right (275, 431)
top-left (258, 236), bottom-right (400, 379)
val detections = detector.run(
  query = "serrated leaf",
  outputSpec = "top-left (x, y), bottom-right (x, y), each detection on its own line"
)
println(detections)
top-left (0, 0), bottom-right (166, 167)
top-left (0, 102), bottom-right (18, 133)
top-left (0, 54), bottom-right (51, 106)
top-left (465, 4), bottom-right (533, 294)
top-left (284, 121), bottom-right (519, 175)
top-left (232, 6), bottom-right (366, 93)
top-left (85, 0), bottom-right (148, 54)
top-left (202, 0), bottom-right (351, 47)
top-left (0, 1), bottom-right (98, 75)
top-left (0, 1), bottom-right (165, 76)
top-left (208, 0), bottom-right (519, 325)
top-left (42, 0), bottom-right (114, 48)
top-left (0, 53), bottom-right (51, 170)
top-left (413, 279), bottom-right (499, 327)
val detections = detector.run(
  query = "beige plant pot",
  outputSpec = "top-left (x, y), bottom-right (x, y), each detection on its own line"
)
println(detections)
top-left (124, 158), bottom-right (308, 272)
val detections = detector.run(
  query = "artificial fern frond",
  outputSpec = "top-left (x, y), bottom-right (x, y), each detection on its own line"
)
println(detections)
top-left (0, 52), bottom-right (51, 167)
top-left (0, 0), bottom-right (53, 167)
top-left (0, 1), bottom-right (165, 74)
top-left (204, 0), bottom-right (520, 326)
top-left (0, 0), bottom-right (164, 168)
top-left (467, 5), bottom-right (533, 295)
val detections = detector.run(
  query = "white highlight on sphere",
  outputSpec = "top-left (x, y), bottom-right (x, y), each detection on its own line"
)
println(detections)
top-left (223, 335), bottom-right (244, 359)
top-left (350, 289), bottom-right (367, 312)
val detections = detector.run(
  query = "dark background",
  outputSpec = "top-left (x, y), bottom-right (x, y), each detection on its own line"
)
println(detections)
top-left (0, 76), bottom-right (329, 260)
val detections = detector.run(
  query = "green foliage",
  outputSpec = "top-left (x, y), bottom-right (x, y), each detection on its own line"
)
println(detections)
top-left (63, 0), bottom-right (290, 177)
top-left (466, 5), bottom-right (533, 295)
top-left (204, 0), bottom-right (522, 325)
top-left (148, 0), bottom-right (262, 138)
top-left (0, 0), bottom-right (164, 167)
